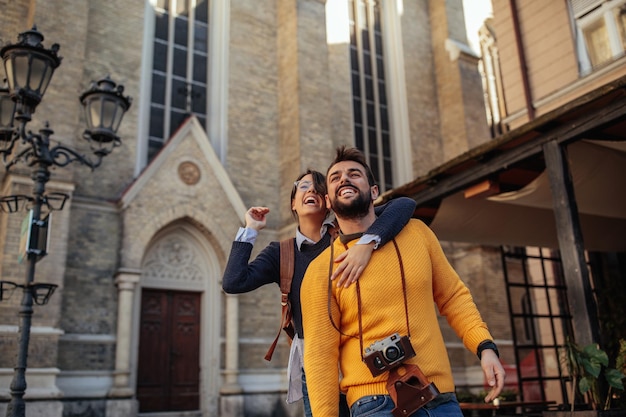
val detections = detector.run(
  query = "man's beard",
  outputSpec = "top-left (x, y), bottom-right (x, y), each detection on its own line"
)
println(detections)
top-left (330, 186), bottom-right (372, 220)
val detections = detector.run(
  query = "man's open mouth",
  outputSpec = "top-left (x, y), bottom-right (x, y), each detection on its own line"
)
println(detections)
top-left (338, 187), bottom-right (357, 197)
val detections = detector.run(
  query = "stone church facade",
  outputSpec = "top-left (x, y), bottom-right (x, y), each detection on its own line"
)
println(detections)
top-left (0, 1), bottom-right (505, 416)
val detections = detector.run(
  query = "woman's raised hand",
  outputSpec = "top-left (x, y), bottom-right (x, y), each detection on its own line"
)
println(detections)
top-left (245, 207), bottom-right (270, 231)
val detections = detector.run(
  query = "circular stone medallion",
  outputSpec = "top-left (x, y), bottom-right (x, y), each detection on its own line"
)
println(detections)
top-left (178, 161), bottom-right (201, 185)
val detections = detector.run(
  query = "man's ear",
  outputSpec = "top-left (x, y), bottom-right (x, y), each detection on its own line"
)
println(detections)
top-left (370, 185), bottom-right (379, 200)
top-left (325, 194), bottom-right (332, 209)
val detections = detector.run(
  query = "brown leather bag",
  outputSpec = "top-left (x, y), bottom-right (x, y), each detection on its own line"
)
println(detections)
top-left (264, 238), bottom-right (295, 361)
top-left (386, 364), bottom-right (440, 417)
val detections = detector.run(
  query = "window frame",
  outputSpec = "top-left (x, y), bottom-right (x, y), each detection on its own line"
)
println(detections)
top-left (572, 0), bottom-right (626, 74)
top-left (144, 0), bottom-right (210, 164)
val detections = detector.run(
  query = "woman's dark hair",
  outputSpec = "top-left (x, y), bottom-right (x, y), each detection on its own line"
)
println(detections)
top-left (290, 169), bottom-right (327, 220)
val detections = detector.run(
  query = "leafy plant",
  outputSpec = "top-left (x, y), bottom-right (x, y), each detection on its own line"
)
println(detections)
top-left (563, 338), bottom-right (626, 411)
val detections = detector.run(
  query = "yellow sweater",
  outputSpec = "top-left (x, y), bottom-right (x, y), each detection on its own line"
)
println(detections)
top-left (301, 219), bottom-right (493, 417)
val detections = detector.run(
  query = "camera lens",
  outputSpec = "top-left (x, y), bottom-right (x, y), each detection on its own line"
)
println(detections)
top-left (384, 346), bottom-right (401, 361)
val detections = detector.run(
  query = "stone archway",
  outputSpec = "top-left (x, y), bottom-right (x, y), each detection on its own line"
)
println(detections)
top-left (140, 222), bottom-right (221, 416)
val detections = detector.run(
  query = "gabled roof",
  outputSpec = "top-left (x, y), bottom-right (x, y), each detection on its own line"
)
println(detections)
top-left (119, 116), bottom-right (246, 221)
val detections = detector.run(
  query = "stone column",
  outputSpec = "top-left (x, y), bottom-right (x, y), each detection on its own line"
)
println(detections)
top-left (108, 268), bottom-right (141, 397)
top-left (220, 294), bottom-right (243, 417)
top-left (221, 294), bottom-right (241, 393)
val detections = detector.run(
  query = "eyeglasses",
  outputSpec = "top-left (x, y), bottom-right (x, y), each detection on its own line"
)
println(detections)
top-left (294, 180), bottom-right (314, 192)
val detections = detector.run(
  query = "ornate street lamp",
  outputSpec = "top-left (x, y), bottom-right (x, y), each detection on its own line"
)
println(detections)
top-left (80, 75), bottom-right (131, 153)
top-left (0, 27), bottom-right (131, 417)
top-left (0, 79), bottom-right (17, 143)
top-left (0, 27), bottom-right (131, 166)
top-left (1, 27), bottom-right (60, 124)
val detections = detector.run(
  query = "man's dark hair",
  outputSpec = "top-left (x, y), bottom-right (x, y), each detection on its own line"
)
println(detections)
top-left (326, 145), bottom-right (376, 186)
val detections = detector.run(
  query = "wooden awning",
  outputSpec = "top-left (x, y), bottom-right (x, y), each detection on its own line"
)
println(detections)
top-left (377, 75), bottom-right (626, 252)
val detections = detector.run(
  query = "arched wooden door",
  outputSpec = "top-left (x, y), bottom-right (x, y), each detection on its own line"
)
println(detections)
top-left (136, 289), bottom-right (201, 412)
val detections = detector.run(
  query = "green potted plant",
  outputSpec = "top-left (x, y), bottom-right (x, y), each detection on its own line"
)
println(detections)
top-left (560, 338), bottom-right (626, 415)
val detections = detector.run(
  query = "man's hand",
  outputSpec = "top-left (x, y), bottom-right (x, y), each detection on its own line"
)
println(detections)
top-left (480, 349), bottom-right (506, 403)
top-left (331, 242), bottom-right (375, 287)
top-left (245, 207), bottom-right (269, 231)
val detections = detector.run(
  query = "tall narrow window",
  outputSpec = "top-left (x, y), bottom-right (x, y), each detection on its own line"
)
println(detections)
top-left (479, 20), bottom-right (508, 137)
top-left (569, 0), bottom-right (626, 74)
top-left (348, 0), bottom-right (393, 191)
top-left (149, 0), bottom-right (209, 162)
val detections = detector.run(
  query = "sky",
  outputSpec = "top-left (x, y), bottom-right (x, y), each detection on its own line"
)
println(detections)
top-left (463, 0), bottom-right (494, 55)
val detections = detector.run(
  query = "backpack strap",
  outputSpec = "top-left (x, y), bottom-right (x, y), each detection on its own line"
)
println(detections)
top-left (279, 238), bottom-right (294, 294)
top-left (264, 238), bottom-right (296, 361)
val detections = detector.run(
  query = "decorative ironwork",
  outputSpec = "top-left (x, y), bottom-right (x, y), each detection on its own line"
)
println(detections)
top-left (0, 281), bottom-right (57, 305)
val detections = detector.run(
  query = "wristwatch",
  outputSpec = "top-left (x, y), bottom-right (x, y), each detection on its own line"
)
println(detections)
top-left (477, 340), bottom-right (499, 360)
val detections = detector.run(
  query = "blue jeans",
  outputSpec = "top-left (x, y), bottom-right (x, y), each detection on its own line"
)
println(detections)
top-left (301, 369), bottom-right (313, 417)
top-left (301, 369), bottom-right (351, 417)
top-left (350, 393), bottom-right (463, 417)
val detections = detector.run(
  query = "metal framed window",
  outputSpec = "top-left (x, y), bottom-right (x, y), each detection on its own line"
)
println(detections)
top-left (348, 0), bottom-right (393, 192)
top-left (149, 0), bottom-right (209, 162)
top-left (569, 0), bottom-right (626, 74)
top-left (501, 246), bottom-right (574, 405)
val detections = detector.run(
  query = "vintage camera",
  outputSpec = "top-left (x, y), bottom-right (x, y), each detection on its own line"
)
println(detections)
top-left (363, 333), bottom-right (416, 377)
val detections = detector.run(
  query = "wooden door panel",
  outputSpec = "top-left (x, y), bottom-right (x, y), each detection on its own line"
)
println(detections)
top-left (137, 290), bottom-right (200, 412)
top-left (170, 293), bottom-right (200, 410)
top-left (137, 291), bottom-right (170, 411)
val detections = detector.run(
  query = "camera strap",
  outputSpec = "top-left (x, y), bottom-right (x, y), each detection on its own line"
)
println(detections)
top-left (326, 237), bottom-right (410, 355)
top-left (355, 238), bottom-right (410, 360)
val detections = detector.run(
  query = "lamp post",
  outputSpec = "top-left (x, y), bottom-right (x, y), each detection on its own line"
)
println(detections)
top-left (0, 27), bottom-right (131, 417)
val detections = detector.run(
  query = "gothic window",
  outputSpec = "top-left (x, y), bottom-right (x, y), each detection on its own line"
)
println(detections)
top-left (569, 0), bottom-right (626, 74)
top-left (148, 0), bottom-right (209, 162)
top-left (348, 0), bottom-right (393, 192)
top-left (478, 21), bottom-right (508, 137)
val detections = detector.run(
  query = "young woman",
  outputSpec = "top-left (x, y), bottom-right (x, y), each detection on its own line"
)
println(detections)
top-left (222, 169), bottom-right (416, 417)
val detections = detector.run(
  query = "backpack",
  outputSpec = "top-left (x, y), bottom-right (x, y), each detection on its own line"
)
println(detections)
top-left (264, 238), bottom-right (295, 361)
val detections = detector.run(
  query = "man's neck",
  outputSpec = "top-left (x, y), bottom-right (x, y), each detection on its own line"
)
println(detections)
top-left (336, 211), bottom-right (376, 235)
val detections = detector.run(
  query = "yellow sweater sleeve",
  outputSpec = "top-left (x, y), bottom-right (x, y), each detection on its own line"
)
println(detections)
top-left (419, 219), bottom-right (493, 352)
top-left (301, 244), bottom-right (341, 417)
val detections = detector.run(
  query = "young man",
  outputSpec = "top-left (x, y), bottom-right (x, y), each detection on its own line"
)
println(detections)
top-left (301, 147), bottom-right (505, 417)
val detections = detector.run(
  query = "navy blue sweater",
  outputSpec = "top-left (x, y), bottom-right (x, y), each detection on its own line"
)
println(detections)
top-left (221, 197), bottom-right (416, 339)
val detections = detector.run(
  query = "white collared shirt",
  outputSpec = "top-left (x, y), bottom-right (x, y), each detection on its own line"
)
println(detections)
top-left (235, 220), bottom-right (381, 249)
